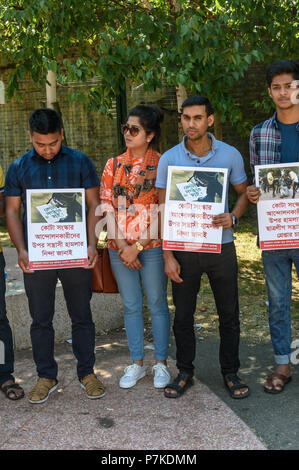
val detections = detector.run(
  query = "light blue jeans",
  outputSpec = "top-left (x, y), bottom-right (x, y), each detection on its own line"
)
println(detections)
top-left (262, 248), bottom-right (299, 364)
top-left (109, 247), bottom-right (170, 362)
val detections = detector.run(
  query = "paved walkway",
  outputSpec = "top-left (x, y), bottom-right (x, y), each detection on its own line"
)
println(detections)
top-left (0, 331), bottom-right (266, 451)
top-left (0, 247), bottom-right (267, 451)
top-left (192, 337), bottom-right (299, 450)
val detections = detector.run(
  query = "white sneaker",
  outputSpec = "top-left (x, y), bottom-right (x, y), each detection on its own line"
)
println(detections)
top-left (152, 363), bottom-right (171, 388)
top-left (119, 364), bottom-right (146, 389)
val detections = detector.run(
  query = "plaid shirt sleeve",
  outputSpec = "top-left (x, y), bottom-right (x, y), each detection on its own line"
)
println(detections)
top-left (80, 154), bottom-right (100, 189)
top-left (249, 114), bottom-right (281, 179)
top-left (4, 160), bottom-right (21, 196)
top-left (249, 128), bottom-right (258, 176)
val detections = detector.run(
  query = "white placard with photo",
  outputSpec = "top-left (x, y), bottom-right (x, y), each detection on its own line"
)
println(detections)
top-left (255, 163), bottom-right (299, 250)
top-left (26, 188), bottom-right (88, 269)
top-left (163, 166), bottom-right (228, 253)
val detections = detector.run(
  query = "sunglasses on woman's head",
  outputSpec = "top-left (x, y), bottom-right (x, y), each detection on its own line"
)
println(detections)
top-left (121, 124), bottom-right (140, 137)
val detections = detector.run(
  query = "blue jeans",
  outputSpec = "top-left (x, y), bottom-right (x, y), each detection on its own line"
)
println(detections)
top-left (109, 247), bottom-right (170, 362)
top-left (262, 249), bottom-right (299, 364)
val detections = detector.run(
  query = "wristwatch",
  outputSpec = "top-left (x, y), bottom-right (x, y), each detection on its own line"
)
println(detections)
top-left (230, 213), bottom-right (239, 227)
top-left (135, 241), bottom-right (144, 252)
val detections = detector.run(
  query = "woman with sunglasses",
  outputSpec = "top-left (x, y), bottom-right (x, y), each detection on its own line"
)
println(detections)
top-left (100, 104), bottom-right (170, 390)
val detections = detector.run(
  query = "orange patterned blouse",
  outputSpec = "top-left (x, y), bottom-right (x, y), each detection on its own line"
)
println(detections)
top-left (100, 155), bottom-right (162, 250)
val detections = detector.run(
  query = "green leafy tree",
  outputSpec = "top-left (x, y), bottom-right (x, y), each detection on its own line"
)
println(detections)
top-left (0, 0), bottom-right (298, 135)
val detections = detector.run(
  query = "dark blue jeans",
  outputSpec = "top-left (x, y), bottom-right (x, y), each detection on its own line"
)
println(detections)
top-left (23, 267), bottom-right (95, 380)
top-left (171, 242), bottom-right (240, 377)
top-left (0, 252), bottom-right (15, 387)
top-left (262, 248), bottom-right (299, 364)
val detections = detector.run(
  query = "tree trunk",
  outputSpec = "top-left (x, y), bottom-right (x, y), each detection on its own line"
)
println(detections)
top-left (46, 70), bottom-right (57, 109)
top-left (0, 80), bottom-right (5, 104)
top-left (176, 83), bottom-right (188, 111)
top-left (213, 113), bottom-right (223, 141)
top-left (46, 70), bottom-right (67, 145)
top-left (176, 83), bottom-right (188, 140)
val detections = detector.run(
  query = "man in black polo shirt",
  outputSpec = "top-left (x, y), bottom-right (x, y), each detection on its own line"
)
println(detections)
top-left (5, 108), bottom-right (105, 404)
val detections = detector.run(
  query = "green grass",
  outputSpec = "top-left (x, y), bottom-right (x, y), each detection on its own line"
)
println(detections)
top-left (0, 226), bottom-right (14, 247)
top-left (193, 213), bottom-right (299, 344)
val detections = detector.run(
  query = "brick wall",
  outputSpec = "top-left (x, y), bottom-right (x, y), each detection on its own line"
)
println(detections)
top-left (126, 81), bottom-right (179, 155)
top-left (0, 64), bottom-right (272, 180)
top-left (0, 70), bottom-right (120, 176)
top-left (221, 63), bottom-right (271, 179)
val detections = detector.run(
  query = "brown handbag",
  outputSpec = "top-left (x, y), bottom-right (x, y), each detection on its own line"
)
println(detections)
top-left (92, 247), bottom-right (119, 293)
top-left (92, 156), bottom-right (119, 293)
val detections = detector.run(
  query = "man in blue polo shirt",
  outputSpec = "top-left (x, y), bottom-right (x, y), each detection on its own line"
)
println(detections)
top-left (5, 108), bottom-right (106, 404)
top-left (156, 96), bottom-right (250, 399)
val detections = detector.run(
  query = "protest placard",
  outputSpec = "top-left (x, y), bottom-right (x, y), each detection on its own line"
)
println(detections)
top-left (162, 166), bottom-right (228, 253)
top-left (255, 163), bottom-right (299, 250)
top-left (26, 189), bottom-right (88, 269)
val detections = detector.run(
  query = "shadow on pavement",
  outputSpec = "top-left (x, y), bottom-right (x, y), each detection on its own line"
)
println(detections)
top-left (168, 336), bottom-right (299, 450)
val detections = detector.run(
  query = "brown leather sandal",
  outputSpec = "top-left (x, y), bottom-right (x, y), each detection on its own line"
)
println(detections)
top-left (80, 373), bottom-right (106, 399)
top-left (264, 372), bottom-right (292, 394)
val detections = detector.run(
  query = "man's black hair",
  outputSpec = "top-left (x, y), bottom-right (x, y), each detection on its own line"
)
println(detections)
top-left (266, 60), bottom-right (299, 87)
top-left (180, 96), bottom-right (214, 117)
top-left (29, 108), bottom-right (62, 134)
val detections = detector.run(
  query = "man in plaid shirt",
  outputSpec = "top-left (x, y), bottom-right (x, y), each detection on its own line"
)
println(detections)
top-left (247, 60), bottom-right (299, 394)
